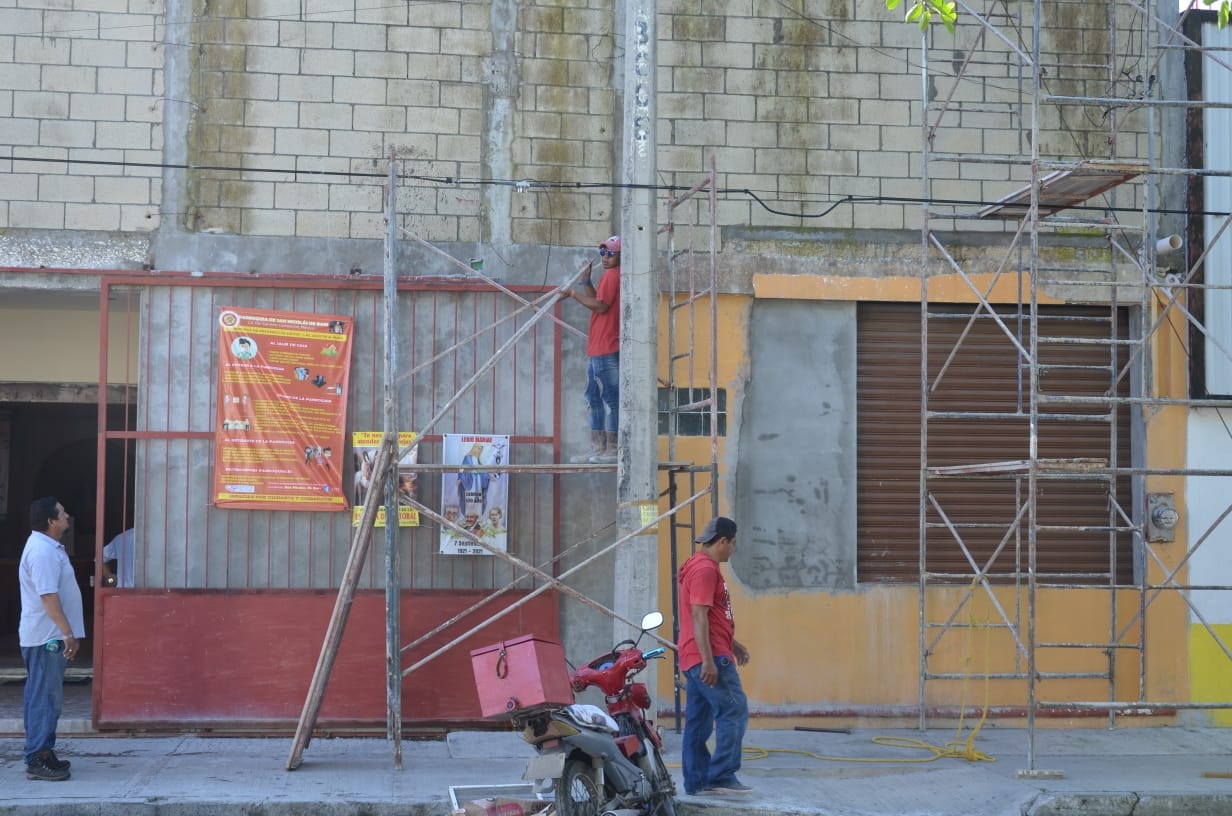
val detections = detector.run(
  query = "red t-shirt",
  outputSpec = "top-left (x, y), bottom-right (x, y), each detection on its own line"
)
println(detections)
top-left (676, 551), bottom-right (735, 673)
top-left (587, 265), bottom-right (620, 357)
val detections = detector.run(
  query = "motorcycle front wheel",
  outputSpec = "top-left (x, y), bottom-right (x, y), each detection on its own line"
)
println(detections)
top-left (648, 749), bottom-right (678, 816)
top-left (557, 758), bottom-right (601, 816)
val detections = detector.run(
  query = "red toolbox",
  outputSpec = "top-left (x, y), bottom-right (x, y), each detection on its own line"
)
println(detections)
top-left (470, 634), bottom-right (573, 718)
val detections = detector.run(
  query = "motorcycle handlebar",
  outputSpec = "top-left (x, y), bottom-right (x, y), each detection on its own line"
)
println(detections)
top-left (572, 643), bottom-right (664, 694)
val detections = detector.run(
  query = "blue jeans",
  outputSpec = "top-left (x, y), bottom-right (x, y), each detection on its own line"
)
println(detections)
top-left (585, 352), bottom-right (619, 433)
top-left (22, 643), bottom-right (66, 765)
top-left (681, 656), bottom-right (749, 794)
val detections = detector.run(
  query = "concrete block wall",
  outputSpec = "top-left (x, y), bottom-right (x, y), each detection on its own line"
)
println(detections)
top-left (180, 0), bottom-right (621, 247)
top-left (656, 0), bottom-right (1152, 236)
top-left (0, 0), bottom-right (1153, 250)
top-left (1, 0), bottom-right (164, 233)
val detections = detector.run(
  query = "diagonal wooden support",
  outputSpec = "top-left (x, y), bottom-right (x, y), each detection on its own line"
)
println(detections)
top-left (286, 435), bottom-right (397, 771)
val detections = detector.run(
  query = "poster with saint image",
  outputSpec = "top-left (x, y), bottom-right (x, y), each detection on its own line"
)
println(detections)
top-left (440, 433), bottom-right (509, 556)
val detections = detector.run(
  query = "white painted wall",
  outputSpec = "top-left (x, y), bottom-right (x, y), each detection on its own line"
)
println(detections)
top-left (1203, 22), bottom-right (1232, 395)
top-left (1186, 408), bottom-right (1232, 622)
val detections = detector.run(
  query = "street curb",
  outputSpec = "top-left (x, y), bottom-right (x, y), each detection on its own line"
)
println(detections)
top-left (0, 718), bottom-right (94, 737)
top-left (1, 805), bottom-right (738, 816)
top-left (4, 793), bottom-right (1232, 816)
top-left (0, 805), bottom-right (447, 816)
top-left (1028, 793), bottom-right (1232, 816)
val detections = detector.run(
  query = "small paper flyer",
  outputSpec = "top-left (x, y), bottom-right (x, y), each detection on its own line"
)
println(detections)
top-left (352, 431), bottom-right (420, 527)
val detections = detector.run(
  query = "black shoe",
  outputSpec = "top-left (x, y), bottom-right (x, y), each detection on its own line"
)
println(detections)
top-left (26, 754), bottom-right (70, 781)
top-left (44, 750), bottom-right (71, 771)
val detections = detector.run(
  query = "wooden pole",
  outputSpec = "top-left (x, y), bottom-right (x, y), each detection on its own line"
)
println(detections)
top-left (382, 151), bottom-right (403, 769)
top-left (286, 436), bottom-right (396, 770)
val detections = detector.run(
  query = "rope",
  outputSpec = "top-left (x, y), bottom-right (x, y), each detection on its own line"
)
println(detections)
top-left (736, 733), bottom-right (994, 767)
top-left (716, 574), bottom-right (1000, 768)
top-left (672, 580), bottom-right (1006, 770)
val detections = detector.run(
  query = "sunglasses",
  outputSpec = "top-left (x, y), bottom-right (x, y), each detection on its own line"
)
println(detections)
top-left (599, 248), bottom-right (619, 257)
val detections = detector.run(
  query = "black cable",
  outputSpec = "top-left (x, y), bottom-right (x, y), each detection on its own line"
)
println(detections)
top-left (7, 152), bottom-right (1229, 221)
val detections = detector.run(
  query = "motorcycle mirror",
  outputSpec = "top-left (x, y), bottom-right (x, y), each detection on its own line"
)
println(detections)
top-left (640, 611), bottom-right (664, 632)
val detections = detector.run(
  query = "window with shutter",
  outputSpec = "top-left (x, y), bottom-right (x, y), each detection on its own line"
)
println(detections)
top-left (856, 302), bottom-right (1134, 584)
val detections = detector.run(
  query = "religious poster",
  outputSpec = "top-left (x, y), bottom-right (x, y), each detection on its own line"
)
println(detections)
top-left (351, 431), bottom-right (420, 527)
top-left (440, 433), bottom-right (509, 556)
top-left (212, 307), bottom-right (353, 511)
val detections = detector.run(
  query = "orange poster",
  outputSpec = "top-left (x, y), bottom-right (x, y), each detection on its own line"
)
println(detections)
top-left (212, 307), bottom-right (353, 511)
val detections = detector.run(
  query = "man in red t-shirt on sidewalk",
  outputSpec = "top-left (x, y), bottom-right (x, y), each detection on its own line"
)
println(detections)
top-left (562, 235), bottom-right (621, 464)
top-left (676, 516), bottom-right (753, 796)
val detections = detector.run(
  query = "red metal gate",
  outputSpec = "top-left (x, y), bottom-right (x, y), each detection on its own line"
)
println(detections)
top-left (93, 274), bottom-right (568, 729)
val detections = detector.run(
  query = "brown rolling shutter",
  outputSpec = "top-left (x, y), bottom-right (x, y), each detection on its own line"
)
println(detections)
top-left (856, 302), bottom-right (1133, 584)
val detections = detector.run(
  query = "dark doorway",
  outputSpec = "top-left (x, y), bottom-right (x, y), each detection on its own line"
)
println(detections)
top-left (0, 401), bottom-right (135, 674)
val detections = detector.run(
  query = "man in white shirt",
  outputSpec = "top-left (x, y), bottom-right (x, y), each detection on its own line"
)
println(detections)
top-left (18, 497), bottom-right (84, 782)
top-left (103, 527), bottom-right (136, 588)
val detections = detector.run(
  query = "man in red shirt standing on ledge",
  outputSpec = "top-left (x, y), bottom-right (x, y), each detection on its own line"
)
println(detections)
top-left (563, 235), bottom-right (621, 464)
top-left (676, 515), bottom-right (753, 796)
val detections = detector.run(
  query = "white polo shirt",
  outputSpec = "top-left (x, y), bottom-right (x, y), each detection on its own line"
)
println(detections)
top-left (18, 530), bottom-right (85, 648)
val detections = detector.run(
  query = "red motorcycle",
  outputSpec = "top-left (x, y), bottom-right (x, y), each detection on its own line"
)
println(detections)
top-left (518, 612), bottom-right (676, 816)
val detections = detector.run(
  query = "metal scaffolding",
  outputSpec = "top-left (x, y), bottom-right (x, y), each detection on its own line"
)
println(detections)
top-left (660, 157), bottom-right (722, 728)
top-left (288, 157), bottom-right (721, 768)
top-left (917, 0), bottom-right (1232, 769)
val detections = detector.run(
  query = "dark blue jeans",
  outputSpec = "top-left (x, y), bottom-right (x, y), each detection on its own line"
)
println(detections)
top-left (584, 352), bottom-right (619, 433)
top-left (681, 656), bottom-right (749, 794)
top-left (22, 643), bottom-right (66, 765)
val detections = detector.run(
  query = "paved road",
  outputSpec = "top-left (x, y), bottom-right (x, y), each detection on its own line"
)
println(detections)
top-left (5, 725), bottom-right (1232, 816)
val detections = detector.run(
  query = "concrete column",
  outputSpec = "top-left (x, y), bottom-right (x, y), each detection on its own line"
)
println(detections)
top-left (483, 0), bottom-right (519, 247)
top-left (159, 0), bottom-right (192, 236)
top-left (614, 0), bottom-right (659, 641)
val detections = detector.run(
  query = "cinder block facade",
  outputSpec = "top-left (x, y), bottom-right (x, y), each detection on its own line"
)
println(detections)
top-left (4, 0), bottom-right (1220, 731)
top-left (2, 0), bottom-right (1151, 245)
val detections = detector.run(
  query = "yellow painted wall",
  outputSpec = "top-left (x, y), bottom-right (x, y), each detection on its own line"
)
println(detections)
top-left (0, 305), bottom-right (139, 384)
top-left (1191, 624), bottom-right (1232, 727)
top-left (1147, 277), bottom-right (1232, 719)
top-left (1145, 284), bottom-right (1196, 712)
top-left (653, 270), bottom-right (1195, 724)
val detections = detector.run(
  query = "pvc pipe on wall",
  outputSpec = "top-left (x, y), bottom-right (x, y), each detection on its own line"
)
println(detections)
top-left (1156, 234), bottom-right (1182, 255)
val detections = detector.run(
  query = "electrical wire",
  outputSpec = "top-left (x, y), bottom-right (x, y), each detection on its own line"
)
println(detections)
top-left (5, 152), bottom-right (1229, 221)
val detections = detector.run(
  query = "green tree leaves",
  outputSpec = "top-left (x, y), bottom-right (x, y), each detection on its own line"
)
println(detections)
top-left (887, 0), bottom-right (957, 32)
top-left (887, 0), bottom-right (1227, 31)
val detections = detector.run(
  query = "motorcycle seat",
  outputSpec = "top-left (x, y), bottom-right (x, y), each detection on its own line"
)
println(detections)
top-left (563, 703), bottom-right (619, 734)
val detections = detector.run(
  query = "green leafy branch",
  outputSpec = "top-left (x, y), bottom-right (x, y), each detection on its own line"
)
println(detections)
top-left (887, 0), bottom-right (1228, 30)
top-left (886, 0), bottom-right (957, 32)
top-left (1212, 0), bottom-right (1232, 27)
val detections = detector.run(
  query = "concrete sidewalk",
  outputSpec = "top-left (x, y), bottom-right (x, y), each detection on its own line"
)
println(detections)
top-left (4, 726), bottom-right (1232, 816)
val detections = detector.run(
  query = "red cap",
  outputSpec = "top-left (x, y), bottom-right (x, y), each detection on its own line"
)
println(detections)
top-left (600, 235), bottom-right (621, 253)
